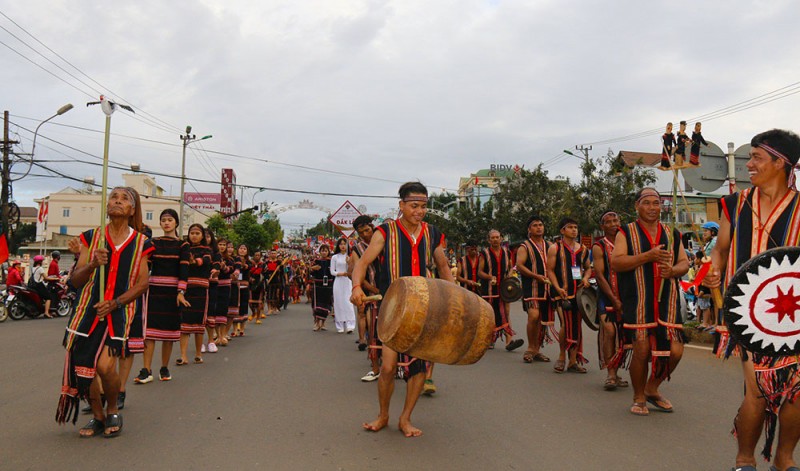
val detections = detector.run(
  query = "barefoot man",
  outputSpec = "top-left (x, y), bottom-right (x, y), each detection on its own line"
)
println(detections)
top-left (351, 181), bottom-right (454, 437)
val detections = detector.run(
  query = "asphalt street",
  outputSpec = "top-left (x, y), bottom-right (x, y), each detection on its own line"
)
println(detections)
top-left (0, 302), bottom-right (783, 470)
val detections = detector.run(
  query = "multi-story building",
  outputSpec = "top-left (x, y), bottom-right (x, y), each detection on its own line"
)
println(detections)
top-left (457, 167), bottom-right (519, 207)
top-left (34, 173), bottom-right (211, 243)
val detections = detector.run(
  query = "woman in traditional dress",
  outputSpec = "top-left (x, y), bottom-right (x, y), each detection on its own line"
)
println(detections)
top-left (232, 244), bottom-right (251, 337)
top-left (248, 251), bottom-right (265, 323)
top-left (331, 238), bottom-right (356, 334)
top-left (57, 187), bottom-right (154, 438)
top-left (214, 238), bottom-right (233, 346)
top-left (309, 244), bottom-right (333, 331)
top-left (177, 224), bottom-right (212, 365)
top-left (137, 209), bottom-right (186, 384)
top-left (204, 229), bottom-right (220, 353)
top-left (264, 251), bottom-right (282, 315)
top-left (225, 242), bottom-right (239, 340)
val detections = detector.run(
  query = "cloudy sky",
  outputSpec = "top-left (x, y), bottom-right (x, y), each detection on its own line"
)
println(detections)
top-left (2, 1), bottom-right (799, 235)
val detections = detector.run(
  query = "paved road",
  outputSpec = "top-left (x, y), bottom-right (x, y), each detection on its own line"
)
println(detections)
top-left (0, 302), bottom-right (783, 470)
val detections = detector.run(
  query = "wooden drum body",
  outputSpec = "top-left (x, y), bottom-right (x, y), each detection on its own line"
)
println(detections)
top-left (377, 277), bottom-right (495, 365)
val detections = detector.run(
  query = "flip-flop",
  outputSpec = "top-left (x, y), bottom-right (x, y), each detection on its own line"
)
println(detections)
top-left (175, 358), bottom-right (188, 366)
top-left (616, 378), bottom-right (629, 388)
top-left (79, 418), bottom-right (104, 438)
top-left (103, 413), bottom-right (123, 438)
top-left (533, 353), bottom-right (551, 362)
top-left (630, 402), bottom-right (649, 416)
top-left (522, 351), bottom-right (534, 363)
top-left (567, 364), bottom-right (587, 374)
top-left (645, 395), bottom-right (674, 412)
top-left (194, 357), bottom-right (203, 364)
top-left (505, 339), bottom-right (524, 351)
top-left (604, 377), bottom-right (618, 391)
top-left (554, 359), bottom-right (565, 373)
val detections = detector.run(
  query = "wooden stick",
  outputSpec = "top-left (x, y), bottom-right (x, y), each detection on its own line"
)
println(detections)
top-left (363, 294), bottom-right (382, 302)
top-left (98, 115), bottom-right (111, 307)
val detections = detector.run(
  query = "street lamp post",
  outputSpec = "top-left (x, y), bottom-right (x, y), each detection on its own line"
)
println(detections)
top-left (179, 126), bottom-right (212, 235)
top-left (563, 145), bottom-right (591, 188)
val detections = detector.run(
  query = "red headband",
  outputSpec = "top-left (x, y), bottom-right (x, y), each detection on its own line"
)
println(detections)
top-left (402, 196), bottom-right (428, 203)
top-left (758, 143), bottom-right (798, 188)
top-left (636, 188), bottom-right (660, 202)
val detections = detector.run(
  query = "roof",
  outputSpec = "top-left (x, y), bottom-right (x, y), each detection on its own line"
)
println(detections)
top-left (473, 168), bottom-right (517, 178)
top-left (616, 151), bottom-right (662, 168)
top-left (19, 206), bottom-right (37, 218)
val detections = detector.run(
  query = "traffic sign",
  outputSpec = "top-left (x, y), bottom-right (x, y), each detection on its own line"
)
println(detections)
top-left (328, 200), bottom-right (362, 238)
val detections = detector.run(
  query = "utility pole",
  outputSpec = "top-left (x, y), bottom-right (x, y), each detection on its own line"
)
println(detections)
top-left (2, 111), bottom-right (19, 242)
top-left (575, 144), bottom-right (591, 188)
top-left (179, 126), bottom-right (212, 235)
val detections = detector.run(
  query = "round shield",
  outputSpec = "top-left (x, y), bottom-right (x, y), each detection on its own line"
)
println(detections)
top-left (577, 287), bottom-right (599, 331)
top-left (723, 246), bottom-right (800, 356)
top-left (499, 277), bottom-right (522, 303)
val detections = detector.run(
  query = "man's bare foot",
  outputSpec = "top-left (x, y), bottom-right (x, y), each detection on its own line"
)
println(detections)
top-left (362, 416), bottom-right (389, 432)
top-left (398, 419), bottom-right (422, 437)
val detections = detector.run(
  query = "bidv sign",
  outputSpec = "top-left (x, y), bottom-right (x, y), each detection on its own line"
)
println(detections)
top-left (489, 164), bottom-right (524, 172)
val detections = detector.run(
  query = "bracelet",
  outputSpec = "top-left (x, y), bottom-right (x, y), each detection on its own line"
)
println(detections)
top-left (351, 284), bottom-right (361, 291)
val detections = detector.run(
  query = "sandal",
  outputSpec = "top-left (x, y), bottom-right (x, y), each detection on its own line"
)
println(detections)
top-left (630, 402), bottom-right (649, 416)
top-left (79, 418), bottom-right (104, 438)
top-left (533, 353), bottom-right (551, 362)
top-left (103, 413), bottom-right (123, 438)
top-left (616, 378), bottom-right (629, 388)
top-left (604, 377), bottom-right (618, 391)
top-left (523, 351), bottom-right (534, 363)
top-left (175, 358), bottom-right (188, 366)
top-left (194, 357), bottom-right (203, 364)
top-left (645, 395), bottom-right (674, 412)
top-left (554, 359), bottom-right (565, 373)
top-left (567, 364), bottom-right (587, 374)
top-left (505, 338), bottom-right (524, 351)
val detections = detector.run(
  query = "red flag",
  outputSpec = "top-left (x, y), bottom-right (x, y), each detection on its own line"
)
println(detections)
top-left (475, 176), bottom-right (479, 185)
top-left (37, 201), bottom-right (48, 223)
top-left (0, 234), bottom-right (9, 265)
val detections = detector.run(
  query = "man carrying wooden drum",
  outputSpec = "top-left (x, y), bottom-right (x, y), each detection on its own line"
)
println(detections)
top-left (478, 229), bottom-right (525, 351)
top-left (516, 215), bottom-right (553, 363)
top-left (611, 188), bottom-right (688, 417)
top-left (351, 181), bottom-right (454, 438)
top-left (547, 218), bottom-right (591, 373)
top-left (704, 129), bottom-right (800, 471)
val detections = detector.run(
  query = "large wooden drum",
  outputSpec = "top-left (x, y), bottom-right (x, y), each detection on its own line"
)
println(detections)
top-left (377, 277), bottom-right (495, 365)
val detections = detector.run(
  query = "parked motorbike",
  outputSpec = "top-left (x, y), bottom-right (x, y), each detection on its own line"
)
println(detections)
top-left (0, 289), bottom-right (8, 322)
top-left (7, 282), bottom-right (74, 320)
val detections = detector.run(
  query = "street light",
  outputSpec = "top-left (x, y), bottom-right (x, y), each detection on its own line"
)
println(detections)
top-left (12, 103), bottom-right (74, 182)
top-left (179, 125), bottom-right (212, 235)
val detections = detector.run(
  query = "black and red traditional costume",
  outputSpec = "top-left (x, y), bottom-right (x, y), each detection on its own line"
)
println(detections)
top-left (520, 238), bottom-right (556, 345)
top-left (178, 244), bottom-right (212, 334)
top-left (145, 236), bottom-right (187, 342)
top-left (594, 235), bottom-right (630, 370)
top-left (552, 240), bottom-right (590, 365)
top-left (481, 246), bottom-right (515, 343)
top-left (311, 257), bottom-right (333, 321)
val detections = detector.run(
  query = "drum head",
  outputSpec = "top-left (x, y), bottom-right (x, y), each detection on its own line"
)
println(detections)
top-left (578, 287), bottom-right (599, 331)
top-left (499, 277), bottom-right (522, 303)
top-left (724, 246), bottom-right (800, 356)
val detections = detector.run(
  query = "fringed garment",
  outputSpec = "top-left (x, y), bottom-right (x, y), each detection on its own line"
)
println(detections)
top-left (618, 221), bottom-right (684, 380)
top-left (215, 256), bottom-right (233, 325)
top-left (144, 237), bottom-right (186, 342)
top-left (553, 240), bottom-right (590, 365)
top-left (376, 220), bottom-right (445, 381)
top-left (721, 187), bottom-right (800, 460)
top-left (459, 254), bottom-right (481, 295)
top-left (178, 244), bottom-right (211, 334)
top-left (594, 236), bottom-right (631, 370)
top-left (520, 238), bottom-right (556, 346)
top-left (481, 246), bottom-right (515, 343)
top-left (207, 253), bottom-right (221, 328)
top-left (311, 258), bottom-right (332, 320)
top-left (235, 256), bottom-right (251, 322)
top-left (56, 227), bottom-right (153, 425)
top-left (265, 260), bottom-right (283, 311)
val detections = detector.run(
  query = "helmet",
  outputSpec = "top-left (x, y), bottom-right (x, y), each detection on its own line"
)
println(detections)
top-left (51, 250), bottom-right (61, 259)
top-left (33, 255), bottom-right (45, 263)
top-left (701, 222), bottom-right (720, 233)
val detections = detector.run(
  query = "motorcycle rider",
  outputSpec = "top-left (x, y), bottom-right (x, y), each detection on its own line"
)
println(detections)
top-left (7, 260), bottom-right (23, 294)
top-left (29, 255), bottom-right (53, 318)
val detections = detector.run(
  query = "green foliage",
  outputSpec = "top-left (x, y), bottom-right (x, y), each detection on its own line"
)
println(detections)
top-left (205, 214), bottom-right (239, 246)
top-left (232, 212), bottom-right (269, 250)
top-left (262, 218), bottom-right (284, 245)
top-left (306, 218), bottom-right (335, 238)
top-left (427, 151), bottom-right (655, 244)
top-left (10, 222), bottom-right (36, 252)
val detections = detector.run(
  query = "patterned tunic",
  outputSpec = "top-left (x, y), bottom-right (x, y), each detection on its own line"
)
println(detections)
top-left (311, 258), bottom-right (333, 320)
top-left (145, 237), bottom-right (187, 342)
top-left (552, 240), bottom-right (590, 363)
top-left (459, 254), bottom-right (481, 294)
top-left (215, 255), bottom-right (233, 324)
top-left (481, 246), bottom-right (515, 341)
top-left (235, 256), bottom-right (251, 322)
top-left (376, 220), bottom-right (445, 379)
top-left (721, 187), bottom-right (800, 460)
top-left (178, 244), bottom-right (212, 334)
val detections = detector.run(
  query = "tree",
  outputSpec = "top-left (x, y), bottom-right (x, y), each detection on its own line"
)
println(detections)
top-left (232, 212), bottom-right (270, 250)
top-left (262, 218), bottom-right (284, 245)
top-left (10, 222), bottom-right (36, 253)
top-left (205, 214), bottom-right (239, 246)
top-left (306, 217), bottom-right (335, 238)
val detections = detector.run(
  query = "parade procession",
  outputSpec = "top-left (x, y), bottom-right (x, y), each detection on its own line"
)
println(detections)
top-left (2, 2), bottom-right (800, 470)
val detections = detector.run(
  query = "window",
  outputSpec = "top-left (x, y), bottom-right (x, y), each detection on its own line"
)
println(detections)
top-left (62, 208), bottom-right (70, 218)
top-left (59, 225), bottom-right (67, 235)
top-left (145, 211), bottom-right (153, 221)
